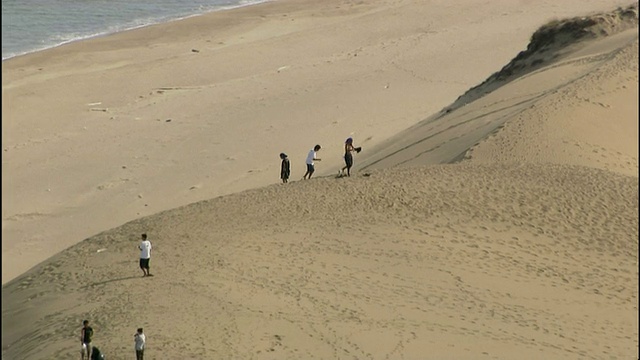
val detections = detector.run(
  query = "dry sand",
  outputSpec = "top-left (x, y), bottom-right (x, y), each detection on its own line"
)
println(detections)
top-left (2, 0), bottom-right (638, 359)
top-left (3, 0), bottom-right (637, 285)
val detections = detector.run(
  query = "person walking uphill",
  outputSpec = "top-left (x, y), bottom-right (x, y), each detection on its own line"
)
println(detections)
top-left (134, 328), bottom-right (146, 360)
top-left (80, 320), bottom-right (93, 360)
top-left (139, 233), bottom-right (153, 277)
top-left (280, 153), bottom-right (290, 183)
top-left (303, 145), bottom-right (322, 179)
top-left (339, 137), bottom-right (361, 177)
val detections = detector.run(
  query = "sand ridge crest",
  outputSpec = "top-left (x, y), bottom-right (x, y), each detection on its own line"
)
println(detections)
top-left (445, 2), bottom-right (639, 114)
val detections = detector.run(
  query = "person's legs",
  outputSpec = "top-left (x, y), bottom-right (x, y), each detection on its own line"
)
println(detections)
top-left (140, 259), bottom-right (147, 276)
top-left (345, 153), bottom-right (353, 177)
top-left (136, 349), bottom-right (144, 360)
top-left (143, 259), bottom-right (152, 276)
top-left (86, 343), bottom-right (92, 360)
top-left (304, 164), bottom-right (314, 179)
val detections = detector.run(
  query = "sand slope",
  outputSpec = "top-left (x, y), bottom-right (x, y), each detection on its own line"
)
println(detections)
top-left (2, 0), bottom-right (636, 285)
top-left (2, 163), bottom-right (638, 359)
top-left (2, 1), bottom-right (639, 360)
top-left (357, 20), bottom-right (638, 175)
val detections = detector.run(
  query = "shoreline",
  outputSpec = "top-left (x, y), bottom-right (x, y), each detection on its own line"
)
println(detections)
top-left (1, 0), bottom-right (272, 61)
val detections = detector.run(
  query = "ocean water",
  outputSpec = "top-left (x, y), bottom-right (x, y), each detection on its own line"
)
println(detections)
top-left (1, 0), bottom-right (269, 60)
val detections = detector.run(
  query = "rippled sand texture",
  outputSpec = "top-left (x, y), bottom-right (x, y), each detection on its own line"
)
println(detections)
top-left (2, 1), bottom-right (638, 359)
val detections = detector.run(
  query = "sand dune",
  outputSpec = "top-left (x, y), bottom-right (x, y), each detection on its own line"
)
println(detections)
top-left (3, 0), bottom-right (636, 285)
top-left (2, 164), bottom-right (637, 359)
top-left (2, 1), bottom-right (638, 359)
top-left (357, 9), bottom-right (638, 174)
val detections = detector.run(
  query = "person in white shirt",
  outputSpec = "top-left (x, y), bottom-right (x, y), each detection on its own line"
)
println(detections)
top-left (303, 144), bottom-right (322, 179)
top-left (138, 233), bottom-right (153, 277)
top-left (134, 328), bottom-right (146, 360)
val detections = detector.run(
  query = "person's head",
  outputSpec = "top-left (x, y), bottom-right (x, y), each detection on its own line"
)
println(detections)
top-left (141, 233), bottom-right (147, 240)
top-left (83, 320), bottom-right (89, 327)
top-left (137, 328), bottom-right (143, 334)
top-left (279, 153), bottom-right (287, 160)
top-left (313, 145), bottom-right (321, 151)
top-left (346, 137), bottom-right (353, 144)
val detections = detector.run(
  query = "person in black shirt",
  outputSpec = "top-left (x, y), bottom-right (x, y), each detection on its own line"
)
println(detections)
top-left (81, 320), bottom-right (93, 360)
top-left (280, 153), bottom-right (290, 183)
top-left (339, 137), bottom-right (361, 177)
top-left (91, 346), bottom-right (104, 360)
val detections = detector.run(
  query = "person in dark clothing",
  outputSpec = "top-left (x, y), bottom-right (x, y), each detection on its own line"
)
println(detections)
top-left (81, 320), bottom-right (94, 360)
top-left (91, 346), bottom-right (105, 360)
top-left (280, 153), bottom-right (290, 183)
top-left (339, 137), bottom-right (360, 177)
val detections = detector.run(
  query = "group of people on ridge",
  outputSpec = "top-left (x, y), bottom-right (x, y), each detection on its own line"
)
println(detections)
top-left (279, 137), bottom-right (361, 183)
top-left (80, 318), bottom-right (146, 359)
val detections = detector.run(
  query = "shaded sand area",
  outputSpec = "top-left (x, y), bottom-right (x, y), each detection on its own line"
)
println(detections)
top-left (2, 1), bottom-right (639, 360)
top-left (2, 0), bottom-right (636, 284)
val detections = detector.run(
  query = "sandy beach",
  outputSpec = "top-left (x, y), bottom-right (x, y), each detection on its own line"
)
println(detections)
top-left (2, 0), bottom-right (638, 359)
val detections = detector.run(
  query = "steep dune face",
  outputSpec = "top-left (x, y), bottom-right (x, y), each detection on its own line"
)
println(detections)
top-left (463, 37), bottom-right (638, 175)
top-left (357, 5), bottom-right (638, 173)
top-left (458, 4), bottom-right (639, 176)
top-left (2, 3), bottom-right (638, 360)
top-left (448, 3), bottom-right (638, 110)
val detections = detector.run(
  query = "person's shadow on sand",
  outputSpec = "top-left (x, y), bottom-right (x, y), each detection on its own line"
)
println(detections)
top-left (83, 276), bottom-right (140, 288)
